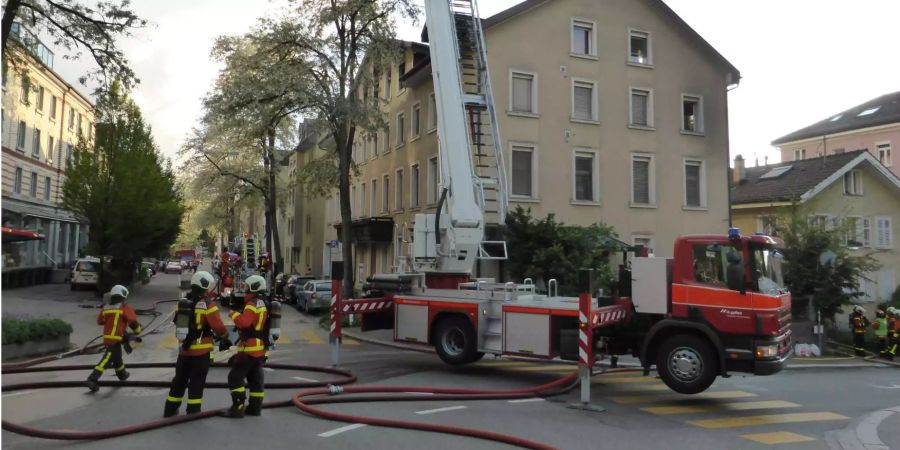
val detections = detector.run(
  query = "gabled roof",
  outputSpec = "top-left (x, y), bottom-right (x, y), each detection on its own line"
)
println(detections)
top-left (731, 150), bottom-right (900, 205)
top-left (772, 91), bottom-right (900, 145)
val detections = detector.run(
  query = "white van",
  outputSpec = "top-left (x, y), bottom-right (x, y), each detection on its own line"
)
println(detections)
top-left (70, 257), bottom-right (100, 290)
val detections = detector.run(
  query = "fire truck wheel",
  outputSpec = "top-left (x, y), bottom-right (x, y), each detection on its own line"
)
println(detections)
top-left (655, 334), bottom-right (717, 394)
top-left (434, 316), bottom-right (477, 365)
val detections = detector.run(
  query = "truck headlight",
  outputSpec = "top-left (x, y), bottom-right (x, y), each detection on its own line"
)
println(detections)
top-left (755, 344), bottom-right (778, 358)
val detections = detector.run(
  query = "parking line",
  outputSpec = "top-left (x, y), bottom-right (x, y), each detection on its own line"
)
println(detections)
top-left (318, 423), bottom-right (367, 437)
top-left (641, 400), bottom-right (800, 415)
top-left (739, 431), bottom-right (816, 445)
top-left (415, 405), bottom-right (467, 415)
top-left (610, 390), bottom-right (758, 405)
top-left (688, 412), bottom-right (849, 429)
top-left (508, 398), bottom-right (545, 404)
top-left (301, 330), bottom-right (324, 345)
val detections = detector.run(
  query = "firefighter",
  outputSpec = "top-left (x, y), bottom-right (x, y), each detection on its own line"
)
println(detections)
top-left (223, 275), bottom-right (269, 417)
top-left (872, 309), bottom-right (889, 359)
top-left (86, 285), bottom-right (142, 392)
top-left (849, 305), bottom-right (869, 356)
top-left (886, 306), bottom-right (898, 360)
top-left (163, 271), bottom-right (231, 417)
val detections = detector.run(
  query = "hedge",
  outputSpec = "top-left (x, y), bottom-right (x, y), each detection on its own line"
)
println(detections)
top-left (2, 318), bottom-right (73, 345)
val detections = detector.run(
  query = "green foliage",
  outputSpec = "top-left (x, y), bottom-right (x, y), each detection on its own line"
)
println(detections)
top-left (62, 82), bottom-right (185, 289)
top-left (776, 205), bottom-right (880, 320)
top-left (2, 318), bottom-right (73, 345)
top-left (504, 206), bottom-right (618, 296)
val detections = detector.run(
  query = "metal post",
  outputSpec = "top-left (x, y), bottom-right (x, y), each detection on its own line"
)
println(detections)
top-left (568, 268), bottom-right (605, 412)
top-left (330, 261), bottom-right (344, 367)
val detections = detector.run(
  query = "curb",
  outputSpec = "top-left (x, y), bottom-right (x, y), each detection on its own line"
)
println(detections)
top-left (826, 405), bottom-right (900, 450)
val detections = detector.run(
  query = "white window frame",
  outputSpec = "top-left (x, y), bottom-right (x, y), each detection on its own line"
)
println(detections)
top-left (628, 87), bottom-right (654, 129)
top-left (427, 92), bottom-right (437, 132)
top-left (47, 135), bottom-right (55, 163)
top-left (35, 85), bottom-right (44, 113)
top-left (382, 173), bottom-right (390, 213)
top-left (843, 170), bottom-right (864, 196)
top-left (509, 142), bottom-right (538, 200)
top-left (630, 153), bottom-right (656, 207)
top-left (410, 102), bottom-right (421, 140)
top-left (793, 148), bottom-right (806, 161)
top-left (16, 121), bottom-right (26, 150)
top-left (49, 95), bottom-right (57, 120)
top-left (874, 216), bottom-right (893, 249)
top-left (632, 235), bottom-right (655, 255)
top-left (395, 111), bottom-right (405, 148)
top-left (570, 17), bottom-right (597, 59)
top-left (14, 167), bottom-right (23, 194)
top-left (683, 159), bottom-right (707, 209)
top-left (395, 168), bottom-right (404, 210)
top-left (410, 162), bottom-right (421, 208)
top-left (427, 156), bottom-right (439, 205)
top-left (571, 78), bottom-right (599, 123)
top-left (876, 141), bottom-right (892, 167)
top-left (627, 28), bottom-right (653, 66)
top-left (571, 148), bottom-right (600, 204)
top-left (508, 69), bottom-right (538, 116)
top-left (380, 124), bottom-right (389, 156)
top-left (32, 128), bottom-right (41, 157)
top-left (843, 216), bottom-right (866, 248)
top-left (681, 93), bottom-right (704, 134)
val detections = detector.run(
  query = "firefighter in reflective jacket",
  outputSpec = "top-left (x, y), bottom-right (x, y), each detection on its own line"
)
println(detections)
top-left (223, 275), bottom-right (269, 417)
top-left (849, 305), bottom-right (869, 356)
top-left (86, 285), bottom-right (142, 392)
top-left (164, 271), bottom-right (230, 417)
top-left (872, 309), bottom-right (889, 359)
top-left (888, 307), bottom-right (899, 360)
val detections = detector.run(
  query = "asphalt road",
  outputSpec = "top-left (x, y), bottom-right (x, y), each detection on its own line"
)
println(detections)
top-left (2, 271), bottom-right (898, 450)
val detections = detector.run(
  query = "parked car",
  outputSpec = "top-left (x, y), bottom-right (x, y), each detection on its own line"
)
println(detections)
top-left (142, 261), bottom-right (157, 276)
top-left (285, 275), bottom-right (315, 305)
top-left (296, 280), bottom-right (332, 313)
top-left (165, 260), bottom-right (183, 274)
top-left (70, 257), bottom-right (101, 291)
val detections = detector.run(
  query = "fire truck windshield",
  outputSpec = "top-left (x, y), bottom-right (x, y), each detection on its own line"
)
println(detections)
top-left (750, 246), bottom-right (786, 295)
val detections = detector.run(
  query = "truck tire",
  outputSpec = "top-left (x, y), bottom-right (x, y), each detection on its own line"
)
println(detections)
top-left (655, 334), bottom-right (717, 394)
top-left (434, 316), bottom-right (477, 365)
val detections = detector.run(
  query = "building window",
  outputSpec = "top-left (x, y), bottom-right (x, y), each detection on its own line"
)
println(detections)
top-left (35, 85), bottom-right (44, 112)
top-left (411, 103), bottom-right (421, 138)
top-left (570, 18), bottom-right (595, 57)
top-left (306, 214), bottom-right (311, 234)
top-left (351, 186), bottom-right (357, 217)
top-left (32, 128), bottom-right (41, 156)
top-left (843, 170), bottom-right (863, 195)
top-left (30, 172), bottom-right (38, 197)
top-left (384, 69), bottom-right (391, 101)
top-left (684, 159), bottom-right (706, 208)
top-left (371, 179), bottom-right (377, 215)
top-left (47, 136), bottom-right (55, 162)
top-left (629, 88), bottom-right (652, 127)
top-left (65, 144), bottom-right (73, 167)
top-left (16, 121), bottom-right (26, 150)
top-left (77, 113), bottom-right (82, 136)
top-left (396, 112), bottom-right (405, 147)
top-left (843, 216), bottom-right (868, 247)
top-left (395, 169), bottom-right (404, 209)
top-left (14, 168), bottom-right (23, 194)
top-left (572, 79), bottom-right (597, 122)
top-left (427, 157), bottom-right (439, 204)
top-left (411, 163), bottom-right (420, 207)
top-left (875, 217), bottom-right (893, 249)
top-left (810, 214), bottom-right (838, 230)
top-left (511, 145), bottom-right (535, 198)
top-left (360, 183), bottom-right (367, 217)
top-left (68, 107), bottom-right (74, 129)
top-left (510, 71), bottom-right (537, 114)
top-left (382, 124), bottom-right (389, 154)
top-left (629, 29), bottom-right (651, 64)
top-left (427, 92), bottom-right (437, 131)
top-left (631, 154), bottom-right (655, 206)
top-left (49, 95), bottom-right (57, 119)
top-left (382, 174), bottom-right (390, 213)
top-left (756, 215), bottom-right (778, 236)
top-left (573, 150), bottom-right (598, 202)
top-left (876, 142), bottom-right (892, 167)
top-left (44, 176), bottom-right (51, 201)
top-left (19, 78), bottom-right (28, 103)
top-left (305, 246), bottom-right (311, 266)
top-left (632, 235), bottom-right (654, 255)
top-left (682, 95), bottom-right (703, 133)
top-left (793, 148), bottom-right (806, 160)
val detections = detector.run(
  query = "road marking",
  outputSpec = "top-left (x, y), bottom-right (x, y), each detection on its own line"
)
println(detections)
top-left (594, 376), bottom-right (660, 384)
top-left (472, 361), bottom-right (532, 368)
top-left (513, 364), bottom-right (579, 372)
top-left (263, 367), bottom-right (275, 372)
top-left (292, 376), bottom-right (319, 383)
top-left (508, 398), bottom-right (545, 404)
top-left (318, 423), bottom-right (367, 437)
top-left (1, 390), bottom-right (36, 398)
top-left (740, 431), bottom-right (816, 445)
top-left (610, 390), bottom-right (758, 405)
top-left (160, 335), bottom-right (179, 349)
top-left (301, 330), bottom-right (324, 345)
top-left (689, 412), bottom-right (849, 429)
top-left (641, 400), bottom-right (800, 415)
top-left (415, 405), bottom-right (467, 415)
top-left (596, 382), bottom-right (670, 392)
top-left (343, 338), bottom-right (360, 346)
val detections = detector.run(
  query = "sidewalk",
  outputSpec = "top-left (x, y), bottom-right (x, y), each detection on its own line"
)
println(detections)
top-left (342, 328), bottom-right (893, 370)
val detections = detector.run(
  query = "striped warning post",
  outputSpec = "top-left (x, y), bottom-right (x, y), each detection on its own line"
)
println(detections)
top-left (578, 292), bottom-right (593, 368)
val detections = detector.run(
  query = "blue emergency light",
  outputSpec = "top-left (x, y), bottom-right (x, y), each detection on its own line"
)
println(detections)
top-left (728, 227), bottom-right (741, 240)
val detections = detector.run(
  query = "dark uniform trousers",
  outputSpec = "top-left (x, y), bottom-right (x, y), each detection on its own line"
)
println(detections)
top-left (227, 354), bottom-right (265, 415)
top-left (165, 354), bottom-right (212, 415)
top-left (88, 343), bottom-right (128, 382)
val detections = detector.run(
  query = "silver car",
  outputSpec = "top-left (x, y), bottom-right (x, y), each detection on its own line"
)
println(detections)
top-left (297, 280), bottom-right (333, 314)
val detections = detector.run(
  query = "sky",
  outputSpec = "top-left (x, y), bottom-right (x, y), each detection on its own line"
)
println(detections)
top-left (52, 0), bottom-right (900, 168)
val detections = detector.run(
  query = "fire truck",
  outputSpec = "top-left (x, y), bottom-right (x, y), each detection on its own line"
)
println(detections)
top-left (338, 0), bottom-right (792, 395)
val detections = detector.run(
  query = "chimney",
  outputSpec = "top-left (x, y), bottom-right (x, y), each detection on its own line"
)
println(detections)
top-left (733, 154), bottom-right (746, 186)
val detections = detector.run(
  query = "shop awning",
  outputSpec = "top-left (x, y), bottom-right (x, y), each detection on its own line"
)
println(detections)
top-left (2, 227), bottom-right (45, 243)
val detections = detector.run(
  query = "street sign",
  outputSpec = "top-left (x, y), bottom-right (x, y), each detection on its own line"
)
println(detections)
top-left (328, 239), bottom-right (339, 248)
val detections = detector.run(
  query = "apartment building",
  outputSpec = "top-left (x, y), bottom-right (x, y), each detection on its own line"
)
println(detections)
top-left (313, 0), bottom-right (739, 284)
top-left (2, 22), bottom-right (95, 275)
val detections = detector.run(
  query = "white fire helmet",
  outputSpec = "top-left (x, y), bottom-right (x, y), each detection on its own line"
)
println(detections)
top-left (191, 271), bottom-right (216, 291)
top-left (245, 275), bottom-right (267, 293)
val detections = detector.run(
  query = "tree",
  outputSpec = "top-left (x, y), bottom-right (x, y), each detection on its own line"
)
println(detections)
top-left (504, 207), bottom-right (619, 296)
top-left (776, 205), bottom-right (880, 321)
top-left (62, 81), bottom-right (184, 290)
top-left (2, 0), bottom-right (145, 89)
top-left (255, 0), bottom-right (419, 298)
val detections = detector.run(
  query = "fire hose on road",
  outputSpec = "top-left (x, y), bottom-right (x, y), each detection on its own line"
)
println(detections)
top-left (2, 360), bottom-right (638, 449)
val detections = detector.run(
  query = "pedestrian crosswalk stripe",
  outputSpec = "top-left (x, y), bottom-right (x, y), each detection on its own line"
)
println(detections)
top-left (160, 335), bottom-right (178, 349)
top-left (688, 412), bottom-right (849, 429)
top-left (641, 400), bottom-right (800, 415)
top-left (472, 361), bottom-right (533, 369)
top-left (301, 330), bottom-right (324, 345)
top-left (739, 431), bottom-right (816, 445)
top-left (343, 337), bottom-right (360, 346)
top-left (596, 382), bottom-right (669, 392)
top-left (610, 390), bottom-right (758, 404)
top-left (593, 376), bottom-right (660, 384)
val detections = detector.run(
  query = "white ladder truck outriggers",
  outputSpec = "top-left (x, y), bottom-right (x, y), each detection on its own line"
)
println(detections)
top-left (335, 0), bottom-right (792, 396)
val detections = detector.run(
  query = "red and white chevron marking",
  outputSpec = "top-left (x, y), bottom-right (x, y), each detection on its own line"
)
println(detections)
top-left (330, 294), bottom-right (339, 337)
top-left (592, 307), bottom-right (628, 326)
top-left (341, 299), bottom-right (393, 314)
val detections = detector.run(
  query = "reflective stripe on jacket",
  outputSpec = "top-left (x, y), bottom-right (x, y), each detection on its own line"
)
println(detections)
top-left (180, 296), bottom-right (229, 356)
top-left (97, 304), bottom-right (140, 345)
top-left (230, 298), bottom-right (267, 357)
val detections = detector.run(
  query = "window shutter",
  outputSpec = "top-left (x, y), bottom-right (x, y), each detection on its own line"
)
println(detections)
top-left (511, 148), bottom-right (532, 196)
top-left (574, 85), bottom-right (592, 119)
top-left (512, 75), bottom-right (533, 112)
top-left (633, 158), bottom-right (650, 204)
top-left (631, 92), bottom-right (647, 126)
top-left (876, 217), bottom-right (892, 248)
top-left (685, 163), bottom-right (701, 206)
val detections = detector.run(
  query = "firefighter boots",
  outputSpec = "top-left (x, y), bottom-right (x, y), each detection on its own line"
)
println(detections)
top-left (246, 396), bottom-right (263, 416)
top-left (85, 372), bottom-right (101, 392)
top-left (224, 391), bottom-right (246, 418)
top-left (116, 369), bottom-right (130, 381)
top-left (163, 402), bottom-right (180, 418)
